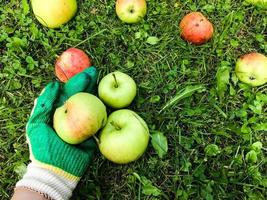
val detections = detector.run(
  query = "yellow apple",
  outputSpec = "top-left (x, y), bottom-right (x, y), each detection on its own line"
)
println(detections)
top-left (31, 0), bottom-right (77, 28)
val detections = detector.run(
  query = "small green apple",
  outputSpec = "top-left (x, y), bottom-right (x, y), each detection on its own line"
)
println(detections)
top-left (235, 53), bottom-right (267, 86)
top-left (99, 109), bottom-right (150, 164)
top-left (53, 93), bottom-right (107, 144)
top-left (31, 0), bottom-right (77, 28)
top-left (98, 71), bottom-right (137, 109)
top-left (116, 0), bottom-right (147, 23)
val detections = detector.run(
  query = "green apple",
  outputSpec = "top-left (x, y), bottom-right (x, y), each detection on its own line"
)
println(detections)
top-left (98, 71), bottom-right (137, 109)
top-left (53, 93), bottom-right (107, 144)
top-left (116, 0), bottom-right (147, 23)
top-left (235, 53), bottom-right (267, 86)
top-left (99, 109), bottom-right (149, 164)
top-left (31, 0), bottom-right (77, 28)
top-left (245, 0), bottom-right (267, 9)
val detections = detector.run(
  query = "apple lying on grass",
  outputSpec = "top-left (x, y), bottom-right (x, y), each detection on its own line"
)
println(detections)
top-left (55, 48), bottom-right (92, 82)
top-left (99, 109), bottom-right (150, 164)
top-left (53, 92), bottom-right (107, 144)
top-left (31, 0), bottom-right (77, 28)
top-left (179, 12), bottom-right (214, 45)
top-left (116, 0), bottom-right (147, 23)
top-left (235, 53), bottom-right (267, 86)
top-left (98, 71), bottom-right (137, 109)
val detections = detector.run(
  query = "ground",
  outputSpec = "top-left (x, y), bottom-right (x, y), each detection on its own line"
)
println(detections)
top-left (0, 0), bottom-right (266, 199)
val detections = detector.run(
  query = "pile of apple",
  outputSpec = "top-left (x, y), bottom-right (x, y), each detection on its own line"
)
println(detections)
top-left (53, 48), bottom-right (149, 164)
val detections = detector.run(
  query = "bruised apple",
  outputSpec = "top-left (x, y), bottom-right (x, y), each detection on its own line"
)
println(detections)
top-left (179, 12), bottom-right (214, 45)
top-left (235, 53), bottom-right (267, 86)
top-left (55, 48), bottom-right (92, 82)
top-left (53, 93), bottom-right (107, 144)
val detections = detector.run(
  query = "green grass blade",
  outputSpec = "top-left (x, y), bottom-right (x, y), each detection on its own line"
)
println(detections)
top-left (159, 85), bottom-right (206, 113)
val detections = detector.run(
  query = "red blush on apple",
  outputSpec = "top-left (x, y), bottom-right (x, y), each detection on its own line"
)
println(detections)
top-left (55, 48), bottom-right (92, 82)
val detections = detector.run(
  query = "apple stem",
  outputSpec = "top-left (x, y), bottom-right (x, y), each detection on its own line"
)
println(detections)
top-left (110, 121), bottom-right (121, 131)
top-left (112, 73), bottom-right (118, 88)
top-left (93, 135), bottom-right (100, 145)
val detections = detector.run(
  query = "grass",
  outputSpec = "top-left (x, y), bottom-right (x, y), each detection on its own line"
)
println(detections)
top-left (0, 0), bottom-right (266, 199)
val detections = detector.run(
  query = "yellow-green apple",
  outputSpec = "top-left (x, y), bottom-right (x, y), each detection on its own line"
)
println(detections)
top-left (116, 0), bottom-right (147, 23)
top-left (53, 93), bottom-right (107, 144)
top-left (55, 48), bottom-right (92, 82)
top-left (179, 12), bottom-right (214, 45)
top-left (99, 109), bottom-right (149, 164)
top-left (245, 0), bottom-right (267, 9)
top-left (31, 0), bottom-right (77, 28)
top-left (98, 71), bottom-right (137, 109)
top-left (235, 53), bottom-right (267, 86)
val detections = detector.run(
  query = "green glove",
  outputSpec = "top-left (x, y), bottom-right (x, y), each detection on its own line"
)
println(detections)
top-left (16, 67), bottom-right (98, 200)
top-left (56, 67), bottom-right (98, 107)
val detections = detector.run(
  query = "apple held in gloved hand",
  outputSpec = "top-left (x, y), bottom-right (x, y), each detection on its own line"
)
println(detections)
top-left (99, 109), bottom-right (149, 164)
top-left (53, 92), bottom-right (107, 144)
top-left (98, 71), bottom-right (137, 109)
top-left (235, 53), bottom-right (267, 86)
top-left (31, 0), bottom-right (77, 28)
top-left (116, 0), bottom-right (147, 23)
top-left (179, 12), bottom-right (214, 45)
top-left (55, 48), bottom-right (92, 82)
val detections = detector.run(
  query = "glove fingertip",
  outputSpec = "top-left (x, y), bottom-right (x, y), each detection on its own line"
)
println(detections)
top-left (43, 82), bottom-right (60, 95)
top-left (83, 66), bottom-right (98, 77)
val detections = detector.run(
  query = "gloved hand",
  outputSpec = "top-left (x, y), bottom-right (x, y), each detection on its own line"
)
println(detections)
top-left (15, 67), bottom-right (98, 200)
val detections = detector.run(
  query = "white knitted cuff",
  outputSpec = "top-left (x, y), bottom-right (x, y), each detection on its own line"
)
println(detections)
top-left (16, 163), bottom-right (78, 200)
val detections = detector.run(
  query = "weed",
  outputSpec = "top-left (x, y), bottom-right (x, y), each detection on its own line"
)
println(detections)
top-left (0, 0), bottom-right (266, 199)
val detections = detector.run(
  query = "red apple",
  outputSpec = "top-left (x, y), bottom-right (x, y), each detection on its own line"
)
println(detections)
top-left (55, 48), bottom-right (92, 82)
top-left (179, 12), bottom-right (214, 45)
